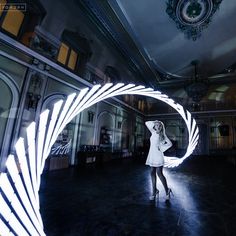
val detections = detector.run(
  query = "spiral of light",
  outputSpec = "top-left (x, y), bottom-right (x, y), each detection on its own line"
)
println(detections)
top-left (0, 83), bottom-right (199, 235)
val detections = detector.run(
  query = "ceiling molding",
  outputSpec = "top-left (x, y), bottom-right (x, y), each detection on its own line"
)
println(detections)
top-left (159, 72), bottom-right (236, 89)
top-left (76, 0), bottom-right (160, 87)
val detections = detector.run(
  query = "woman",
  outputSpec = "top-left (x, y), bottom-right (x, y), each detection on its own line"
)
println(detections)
top-left (145, 120), bottom-right (173, 201)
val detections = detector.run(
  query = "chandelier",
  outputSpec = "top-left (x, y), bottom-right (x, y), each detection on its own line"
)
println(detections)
top-left (185, 60), bottom-right (208, 103)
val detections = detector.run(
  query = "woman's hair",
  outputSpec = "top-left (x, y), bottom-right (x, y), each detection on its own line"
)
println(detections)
top-left (154, 121), bottom-right (165, 141)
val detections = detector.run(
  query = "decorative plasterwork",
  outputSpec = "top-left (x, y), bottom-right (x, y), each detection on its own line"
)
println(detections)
top-left (166, 0), bottom-right (222, 40)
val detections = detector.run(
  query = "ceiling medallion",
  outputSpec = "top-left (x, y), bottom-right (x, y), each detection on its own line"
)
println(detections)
top-left (166, 0), bottom-right (222, 40)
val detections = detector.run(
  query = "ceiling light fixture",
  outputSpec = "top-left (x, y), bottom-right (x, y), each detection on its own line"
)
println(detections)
top-left (185, 60), bottom-right (208, 104)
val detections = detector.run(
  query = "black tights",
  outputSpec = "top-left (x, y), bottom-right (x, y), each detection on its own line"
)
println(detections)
top-left (150, 166), bottom-right (168, 194)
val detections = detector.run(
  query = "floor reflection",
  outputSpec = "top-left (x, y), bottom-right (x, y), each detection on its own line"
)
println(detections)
top-left (40, 157), bottom-right (236, 236)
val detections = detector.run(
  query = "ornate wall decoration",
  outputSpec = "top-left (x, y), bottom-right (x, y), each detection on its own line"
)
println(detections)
top-left (166, 0), bottom-right (223, 40)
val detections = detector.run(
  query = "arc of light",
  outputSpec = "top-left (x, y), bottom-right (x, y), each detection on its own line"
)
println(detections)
top-left (0, 186), bottom-right (30, 235)
top-left (36, 110), bottom-right (49, 189)
top-left (15, 139), bottom-right (45, 234)
top-left (41, 100), bottom-right (64, 173)
top-left (47, 93), bottom-right (77, 157)
top-left (128, 90), bottom-right (199, 161)
top-left (51, 88), bottom-right (89, 148)
top-left (73, 83), bottom-right (127, 112)
top-left (0, 83), bottom-right (199, 235)
top-left (6, 155), bottom-right (43, 227)
top-left (77, 84), bottom-right (152, 112)
top-left (26, 122), bottom-right (39, 206)
top-left (0, 218), bottom-right (12, 236)
top-left (65, 84), bottom-right (139, 120)
top-left (0, 174), bottom-right (41, 235)
top-left (61, 85), bottom-right (102, 127)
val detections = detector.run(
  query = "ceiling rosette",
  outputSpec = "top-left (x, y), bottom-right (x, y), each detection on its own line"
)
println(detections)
top-left (166, 0), bottom-right (223, 40)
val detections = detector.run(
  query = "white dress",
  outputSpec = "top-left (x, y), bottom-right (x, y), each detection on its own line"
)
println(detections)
top-left (145, 121), bottom-right (172, 167)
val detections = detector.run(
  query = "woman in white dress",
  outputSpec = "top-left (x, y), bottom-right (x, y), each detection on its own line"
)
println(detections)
top-left (145, 120), bottom-right (173, 201)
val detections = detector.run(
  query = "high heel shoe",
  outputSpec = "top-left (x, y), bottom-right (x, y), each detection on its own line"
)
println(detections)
top-left (149, 189), bottom-right (159, 201)
top-left (166, 188), bottom-right (173, 201)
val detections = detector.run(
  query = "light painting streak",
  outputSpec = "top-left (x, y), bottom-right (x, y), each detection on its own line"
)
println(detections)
top-left (56, 88), bottom-right (89, 140)
top-left (26, 122), bottom-right (39, 207)
top-left (6, 155), bottom-right (43, 229)
top-left (0, 218), bottom-right (11, 236)
top-left (36, 110), bottom-right (49, 189)
top-left (15, 139), bottom-right (45, 234)
top-left (48, 93), bottom-right (76, 155)
top-left (0, 83), bottom-right (199, 235)
top-left (0, 174), bottom-right (39, 235)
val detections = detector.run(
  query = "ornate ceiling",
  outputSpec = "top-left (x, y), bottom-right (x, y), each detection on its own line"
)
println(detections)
top-left (77, 0), bottom-right (236, 111)
top-left (108, 0), bottom-right (236, 82)
top-left (166, 0), bottom-right (223, 41)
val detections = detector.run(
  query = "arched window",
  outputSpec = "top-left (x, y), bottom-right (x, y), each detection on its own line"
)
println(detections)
top-left (0, 78), bottom-right (12, 151)
top-left (0, 71), bottom-right (19, 170)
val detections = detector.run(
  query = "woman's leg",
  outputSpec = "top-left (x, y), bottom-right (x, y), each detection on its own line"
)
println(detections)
top-left (150, 167), bottom-right (157, 195)
top-left (156, 166), bottom-right (168, 194)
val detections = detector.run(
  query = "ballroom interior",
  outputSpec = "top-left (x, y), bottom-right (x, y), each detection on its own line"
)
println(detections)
top-left (0, 0), bottom-right (236, 235)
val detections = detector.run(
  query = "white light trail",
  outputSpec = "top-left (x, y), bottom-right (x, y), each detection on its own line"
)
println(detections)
top-left (0, 174), bottom-right (40, 235)
top-left (48, 93), bottom-right (76, 153)
top-left (0, 188), bottom-right (12, 221)
top-left (41, 100), bottom-right (63, 173)
top-left (26, 122), bottom-right (39, 206)
top-left (56, 88), bottom-right (89, 141)
top-left (0, 83), bottom-right (199, 235)
top-left (0, 218), bottom-right (11, 236)
top-left (6, 155), bottom-right (44, 230)
top-left (36, 110), bottom-right (49, 189)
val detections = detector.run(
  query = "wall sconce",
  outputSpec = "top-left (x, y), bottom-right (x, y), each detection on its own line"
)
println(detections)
top-left (87, 111), bottom-right (94, 123)
top-left (27, 73), bottom-right (43, 110)
top-left (117, 121), bottom-right (122, 129)
top-left (27, 92), bottom-right (41, 110)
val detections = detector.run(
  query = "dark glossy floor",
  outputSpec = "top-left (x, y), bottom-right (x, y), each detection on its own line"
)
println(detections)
top-left (40, 156), bottom-right (236, 236)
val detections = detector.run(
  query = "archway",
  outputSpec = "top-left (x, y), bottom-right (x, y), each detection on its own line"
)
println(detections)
top-left (97, 111), bottom-right (115, 152)
top-left (0, 83), bottom-right (199, 235)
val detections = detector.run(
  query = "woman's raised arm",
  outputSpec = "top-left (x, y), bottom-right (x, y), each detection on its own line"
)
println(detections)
top-left (145, 121), bottom-right (155, 132)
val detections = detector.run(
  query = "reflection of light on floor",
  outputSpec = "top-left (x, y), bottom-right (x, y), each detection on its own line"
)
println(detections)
top-left (163, 169), bottom-right (197, 210)
top-left (153, 168), bottom-right (200, 234)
